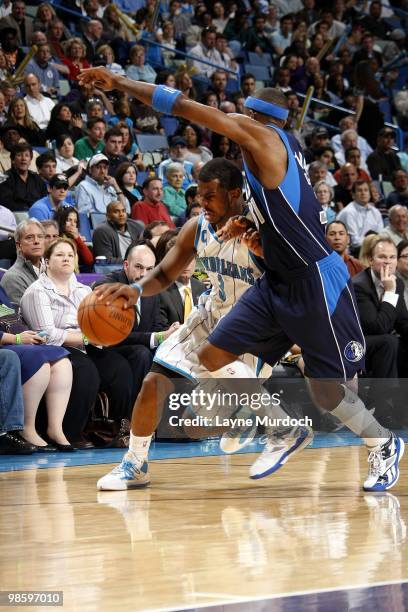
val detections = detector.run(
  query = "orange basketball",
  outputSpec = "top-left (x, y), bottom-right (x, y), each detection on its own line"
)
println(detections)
top-left (77, 292), bottom-right (135, 346)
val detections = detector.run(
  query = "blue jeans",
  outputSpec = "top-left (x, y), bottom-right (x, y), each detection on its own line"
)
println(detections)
top-left (0, 349), bottom-right (24, 432)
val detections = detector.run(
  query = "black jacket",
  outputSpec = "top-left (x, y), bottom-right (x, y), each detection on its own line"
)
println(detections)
top-left (158, 278), bottom-right (206, 328)
top-left (0, 167), bottom-right (47, 211)
top-left (92, 220), bottom-right (143, 263)
top-left (352, 268), bottom-right (408, 340)
top-left (93, 269), bottom-right (165, 347)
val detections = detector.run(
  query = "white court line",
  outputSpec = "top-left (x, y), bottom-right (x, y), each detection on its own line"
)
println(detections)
top-left (151, 577), bottom-right (408, 612)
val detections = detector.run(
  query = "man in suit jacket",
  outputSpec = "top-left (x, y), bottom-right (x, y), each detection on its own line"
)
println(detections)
top-left (352, 236), bottom-right (408, 384)
top-left (92, 201), bottom-right (143, 263)
top-left (93, 241), bottom-right (180, 403)
top-left (0, 0), bottom-right (33, 46)
top-left (158, 258), bottom-right (206, 328)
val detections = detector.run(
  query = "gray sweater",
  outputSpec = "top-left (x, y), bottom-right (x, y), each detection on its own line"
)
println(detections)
top-left (0, 255), bottom-right (41, 305)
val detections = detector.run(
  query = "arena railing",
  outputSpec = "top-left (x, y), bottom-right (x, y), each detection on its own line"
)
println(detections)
top-left (296, 92), bottom-right (404, 150)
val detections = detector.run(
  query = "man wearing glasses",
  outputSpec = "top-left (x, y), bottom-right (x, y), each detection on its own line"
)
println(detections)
top-left (93, 240), bottom-right (179, 404)
top-left (0, 219), bottom-right (45, 305)
top-left (367, 128), bottom-right (402, 181)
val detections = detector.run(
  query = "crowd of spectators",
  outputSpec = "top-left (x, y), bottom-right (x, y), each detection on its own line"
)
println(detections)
top-left (0, 0), bottom-right (407, 453)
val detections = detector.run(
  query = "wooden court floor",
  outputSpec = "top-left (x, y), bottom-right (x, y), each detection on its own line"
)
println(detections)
top-left (1, 446), bottom-right (408, 611)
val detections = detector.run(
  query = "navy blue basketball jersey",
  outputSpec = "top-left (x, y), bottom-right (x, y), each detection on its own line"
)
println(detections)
top-left (244, 124), bottom-right (332, 278)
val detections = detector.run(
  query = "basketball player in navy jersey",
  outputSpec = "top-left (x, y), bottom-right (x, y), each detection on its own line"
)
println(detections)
top-left (79, 67), bottom-right (404, 492)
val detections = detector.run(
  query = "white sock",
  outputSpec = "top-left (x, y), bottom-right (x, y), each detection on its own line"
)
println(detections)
top-left (331, 385), bottom-right (390, 448)
top-left (129, 433), bottom-right (152, 460)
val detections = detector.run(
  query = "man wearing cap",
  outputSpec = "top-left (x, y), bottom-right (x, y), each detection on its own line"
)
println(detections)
top-left (75, 153), bottom-right (129, 214)
top-left (304, 127), bottom-right (330, 164)
top-left (157, 136), bottom-right (193, 190)
top-left (367, 128), bottom-right (402, 181)
top-left (28, 174), bottom-right (70, 221)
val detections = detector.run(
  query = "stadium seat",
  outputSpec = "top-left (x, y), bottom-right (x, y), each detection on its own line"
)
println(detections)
top-left (246, 51), bottom-right (272, 66)
top-left (243, 64), bottom-right (273, 84)
top-left (136, 134), bottom-right (169, 153)
top-left (90, 212), bottom-right (107, 228)
top-left (160, 116), bottom-right (179, 137)
top-left (137, 170), bottom-right (150, 185)
top-left (13, 211), bottom-right (29, 224)
top-left (78, 213), bottom-right (93, 242)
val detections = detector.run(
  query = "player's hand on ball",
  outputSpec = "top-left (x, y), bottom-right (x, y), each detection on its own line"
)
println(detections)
top-left (94, 282), bottom-right (139, 309)
top-left (217, 216), bottom-right (255, 241)
top-left (78, 67), bottom-right (118, 91)
top-left (242, 228), bottom-right (263, 257)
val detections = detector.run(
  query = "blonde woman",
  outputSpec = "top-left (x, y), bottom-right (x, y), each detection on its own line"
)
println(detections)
top-left (6, 97), bottom-right (45, 146)
top-left (126, 45), bottom-right (157, 84)
top-left (62, 37), bottom-right (90, 81)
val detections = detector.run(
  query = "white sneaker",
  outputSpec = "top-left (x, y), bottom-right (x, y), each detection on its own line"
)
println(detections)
top-left (363, 434), bottom-right (405, 492)
top-left (97, 452), bottom-right (150, 490)
top-left (220, 420), bottom-right (257, 454)
top-left (249, 426), bottom-right (314, 480)
top-left (364, 493), bottom-right (406, 545)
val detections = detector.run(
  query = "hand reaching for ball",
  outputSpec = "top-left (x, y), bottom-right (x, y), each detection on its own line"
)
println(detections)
top-left (216, 216), bottom-right (255, 241)
top-left (94, 282), bottom-right (140, 309)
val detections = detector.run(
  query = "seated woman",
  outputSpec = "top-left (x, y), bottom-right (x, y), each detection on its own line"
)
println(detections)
top-left (116, 161), bottom-right (143, 208)
top-left (55, 207), bottom-right (94, 270)
top-left (182, 124), bottom-right (213, 165)
top-left (45, 103), bottom-right (84, 143)
top-left (21, 238), bottom-right (134, 435)
top-left (126, 45), bottom-right (157, 84)
top-left (163, 162), bottom-right (186, 218)
top-left (5, 98), bottom-right (45, 147)
top-left (62, 37), bottom-right (91, 83)
top-left (0, 285), bottom-right (73, 451)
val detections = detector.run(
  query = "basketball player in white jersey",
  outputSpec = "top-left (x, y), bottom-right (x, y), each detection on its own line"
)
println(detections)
top-left (97, 159), bottom-right (312, 490)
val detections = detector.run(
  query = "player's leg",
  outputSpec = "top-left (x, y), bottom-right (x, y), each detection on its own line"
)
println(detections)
top-left (97, 366), bottom-right (176, 490)
top-left (198, 278), bottom-right (314, 472)
top-left (281, 257), bottom-right (404, 491)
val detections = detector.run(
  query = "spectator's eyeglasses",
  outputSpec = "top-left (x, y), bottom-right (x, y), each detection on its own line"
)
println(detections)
top-left (22, 233), bottom-right (45, 242)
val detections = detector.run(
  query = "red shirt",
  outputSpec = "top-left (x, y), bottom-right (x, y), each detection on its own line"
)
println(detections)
top-left (62, 58), bottom-right (91, 81)
top-left (131, 199), bottom-right (175, 228)
top-left (343, 253), bottom-right (366, 277)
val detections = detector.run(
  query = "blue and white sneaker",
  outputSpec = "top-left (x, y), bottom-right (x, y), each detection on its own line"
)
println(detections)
top-left (363, 434), bottom-right (405, 492)
top-left (97, 452), bottom-right (150, 490)
top-left (219, 420), bottom-right (258, 454)
top-left (249, 426), bottom-right (314, 480)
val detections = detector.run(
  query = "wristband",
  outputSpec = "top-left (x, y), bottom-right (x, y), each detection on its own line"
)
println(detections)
top-left (130, 282), bottom-right (143, 295)
top-left (82, 334), bottom-right (89, 346)
top-left (156, 332), bottom-right (165, 345)
top-left (15, 334), bottom-right (21, 345)
top-left (152, 85), bottom-right (182, 115)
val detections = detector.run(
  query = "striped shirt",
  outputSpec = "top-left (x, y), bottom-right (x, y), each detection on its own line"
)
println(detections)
top-left (20, 273), bottom-right (91, 346)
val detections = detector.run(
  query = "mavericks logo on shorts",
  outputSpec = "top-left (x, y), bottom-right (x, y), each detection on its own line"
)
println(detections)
top-left (344, 340), bottom-right (364, 362)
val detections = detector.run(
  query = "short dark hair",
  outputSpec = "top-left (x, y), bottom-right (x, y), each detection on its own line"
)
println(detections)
top-left (240, 73), bottom-right (255, 85)
top-left (143, 220), bottom-right (169, 239)
top-left (198, 158), bottom-right (243, 190)
top-left (345, 146), bottom-right (360, 160)
top-left (326, 220), bottom-right (348, 234)
top-left (142, 176), bottom-right (162, 191)
top-left (87, 117), bottom-right (106, 129)
top-left (104, 126), bottom-right (123, 142)
top-left (352, 179), bottom-right (370, 193)
top-left (124, 238), bottom-right (156, 261)
top-left (10, 142), bottom-right (32, 160)
top-left (36, 151), bottom-right (56, 169)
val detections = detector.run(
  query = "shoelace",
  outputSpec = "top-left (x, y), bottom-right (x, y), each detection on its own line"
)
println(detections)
top-left (113, 458), bottom-right (143, 478)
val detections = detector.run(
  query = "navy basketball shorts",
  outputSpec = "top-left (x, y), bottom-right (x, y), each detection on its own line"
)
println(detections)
top-left (208, 252), bottom-right (365, 380)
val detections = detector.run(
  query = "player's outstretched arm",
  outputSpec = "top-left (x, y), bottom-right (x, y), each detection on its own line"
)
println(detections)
top-left (94, 218), bottom-right (199, 308)
top-left (78, 67), bottom-right (263, 151)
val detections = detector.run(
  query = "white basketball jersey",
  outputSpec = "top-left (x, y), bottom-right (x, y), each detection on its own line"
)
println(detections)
top-left (194, 213), bottom-right (263, 322)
